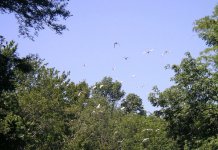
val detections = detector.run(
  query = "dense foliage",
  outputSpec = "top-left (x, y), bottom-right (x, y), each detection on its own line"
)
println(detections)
top-left (0, 39), bottom-right (177, 149)
top-left (0, 37), bottom-right (33, 149)
top-left (1, 3), bottom-right (218, 150)
top-left (147, 5), bottom-right (218, 149)
top-left (194, 4), bottom-right (218, 81)
top-left (148, 52), bottom-right (218, 149)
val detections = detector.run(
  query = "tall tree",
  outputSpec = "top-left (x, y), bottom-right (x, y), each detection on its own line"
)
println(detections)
top-left (148, 52), bottom-right (218, 149)
top-left (16, 55), bottom-right (79, 149)
top-left (92, 77), bottom-right (125, 103)
top-left (193, 5), bottom-right (218, 47)
top-left (0, 37), bottom-right (32, 93)
top-left (148, 5), bottom-right (218, 149)
top-left (91, 77), bottom-right (125, 116)
top-left (121, 93), bottom-right (146, 115)
top-left (0, 37), bottom-right (32, 149)
top-left (194, 4), bottom-right (218, 80)
top-left (0, 0), bottom-right (71, 39)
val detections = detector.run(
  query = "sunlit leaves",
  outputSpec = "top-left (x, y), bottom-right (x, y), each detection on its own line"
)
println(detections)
top-left (148, 53), bottom-right (218, 149)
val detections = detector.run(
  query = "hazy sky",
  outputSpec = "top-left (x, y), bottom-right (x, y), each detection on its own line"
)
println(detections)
top-left (0, 1), bottom-right (217, 112)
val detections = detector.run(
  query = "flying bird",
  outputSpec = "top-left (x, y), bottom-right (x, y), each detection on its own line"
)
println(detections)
top-left (123, 57), bottom-right (129, 60)
top-left (161, 50), bottom-right (170, 56)
top-left (143, 49), bottom-right (154, 54)
top-left (131, 74), bottom-right (136, 78)
top-left (164, 64), bottom-right (171, 69)
top-left (114, 42), bottom-right (119, 48)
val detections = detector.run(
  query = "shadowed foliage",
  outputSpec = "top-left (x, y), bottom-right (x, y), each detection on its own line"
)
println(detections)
top-left (0, 0), bottom-right (71, 39)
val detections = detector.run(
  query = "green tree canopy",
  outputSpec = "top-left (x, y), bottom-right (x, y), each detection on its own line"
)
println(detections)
top-left (193, 5), bottom-right (218, 47)
top-left (91, 77), bottom-right (125, 116)
top-left (17, 63), bottom-right (74, 149)
top-left (194, 4), bottom-right (218, 77)
top-left (0, 38), bottom-right (33, 149)
top-left (148, 52), bottom-right (218, 149)
top-left (0, 38), bottom-right (179, 149)
top-left (91, 77), bottom-right (125, 103)
top-left (0, 37), bottom-right (32, 93)
top-left (121, 93), bottom-right (146, 115)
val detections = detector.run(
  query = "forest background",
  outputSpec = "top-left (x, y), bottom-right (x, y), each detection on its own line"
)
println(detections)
top-left (0, 0), bottom-right (217, 149)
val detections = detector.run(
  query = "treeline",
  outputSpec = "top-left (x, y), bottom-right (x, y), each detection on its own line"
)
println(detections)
top-left (0, 39), bottom-right (177, 149)
top-left (0, 2), bottom-right (218, 150)
top-left (0, 35), bottom-right (217, 150)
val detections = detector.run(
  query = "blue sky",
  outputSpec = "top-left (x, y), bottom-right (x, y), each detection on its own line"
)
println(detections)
top-left (0, 0), bottom-right (217, 112)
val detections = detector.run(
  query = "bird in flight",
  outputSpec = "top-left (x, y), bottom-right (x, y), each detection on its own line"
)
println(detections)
top-left (114, 42), bottom-right (119, 48)
top-left (161, 50), bottom-right (170, 56)
top-left (131, 74), bottom-right (136, 78)
top-left (143, 49), bottom-right (154, 54)
top-left (164, 64), bottom-right (171, 69)
top-left (123, 57), bottom-right (128, 60)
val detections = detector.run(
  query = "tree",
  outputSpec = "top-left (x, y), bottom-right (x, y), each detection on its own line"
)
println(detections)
top-left (65, 96), bottom-right (114, 150)
top-left (112, 114), bottom-right (178, 150)
top-left (0, 37), bottom-right (32, 93)
top-left (148, 52), bottom-right (218, 149)
top-left (147, 5), bottom-right (218, 149)
top-left (0, 38), bottom-right (83, 149)
top-left (0, 0), bottom-right (71, 39)
top-left (16, 56), bottom-right (79, 149)
top-left (193, 4), bottom-right (218, 80)
top-left (121, 93), bottom-right (146, 115)
top-left (193, 5), bottom-right (218, 47)
top-left (91, 77), bottom-right (125, 116)
top-left (0, 38), bottom-right (33, 149)
top-left (92, 77), bottom-right (125, 103)
top-left (65, 94), bottom-right (177, 150)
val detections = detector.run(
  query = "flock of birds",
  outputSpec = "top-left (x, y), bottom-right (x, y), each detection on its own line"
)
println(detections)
top-left (78, 41), bottom-right (172, 98)
top-left (77, 42), bottom-right (173, 132)
top-left (85, 41), bottom-right (171, 75)
top-left (83, 41), bottom-right (171, 70)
